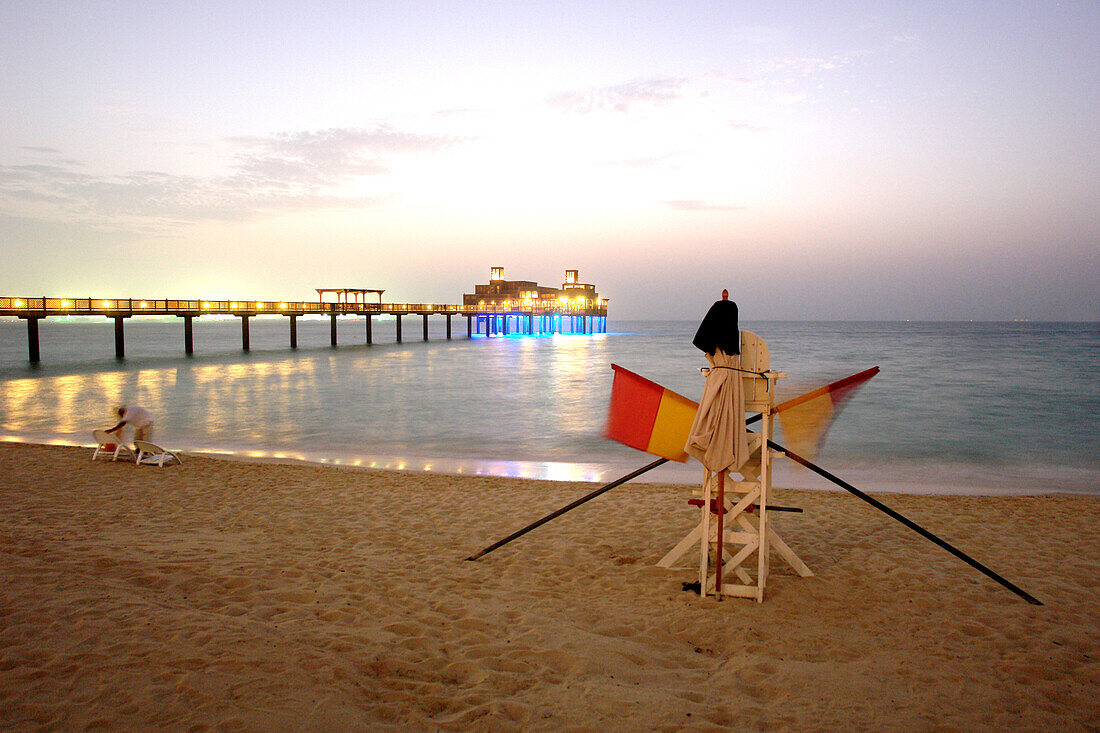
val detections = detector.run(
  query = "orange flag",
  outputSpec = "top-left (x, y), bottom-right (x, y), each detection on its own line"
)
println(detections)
top-left (775, 367), bottom-right (880, 461)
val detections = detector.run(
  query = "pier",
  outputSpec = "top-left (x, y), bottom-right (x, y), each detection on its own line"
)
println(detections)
top-left (1, 296), bottom-right (607, 363)
top-left (2, 268), bottom-right (607, 363)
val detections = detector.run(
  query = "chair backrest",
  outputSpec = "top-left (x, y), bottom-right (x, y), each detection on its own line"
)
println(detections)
top-left (740, 331), bottom-right (773, 412)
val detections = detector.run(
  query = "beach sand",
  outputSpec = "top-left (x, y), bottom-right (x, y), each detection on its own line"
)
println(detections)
top-left (0, 442), bottom-right (1096, 731)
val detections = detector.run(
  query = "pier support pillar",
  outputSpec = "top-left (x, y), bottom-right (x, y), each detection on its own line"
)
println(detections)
top-left (528, 314), bottom-right (534, 335)
top-left (241, 315), bottom-right (250, 351)
top-left (503, 315), bottom-right (509, 336)
top-left (183, 315), bottom-right (194, 354)
top-left (423, 314), bottom-right (429, 341)
top-left (290, 315), bottom-right (298, 348)
top-left (114, 316), bottom-right (126, 359)
top-left (330, 314), bottom-right (338, 346)
top-left (365, 314), bottom-right (372, 344)
top-left (446, 314), bottom-right (452, 339)
top-left (467, 315), bottom-right (473, 337)
top-left (24, 316), bottom-right (41, 363)
top-left (396, 314), bottom-right (402, 342)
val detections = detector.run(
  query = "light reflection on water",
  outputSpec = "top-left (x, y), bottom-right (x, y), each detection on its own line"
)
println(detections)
top-left (0, 318), bottom-right (1097, 493)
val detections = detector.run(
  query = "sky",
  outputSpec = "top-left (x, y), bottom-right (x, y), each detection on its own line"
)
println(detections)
top-left (0, 1), bottom-right (1097, 321)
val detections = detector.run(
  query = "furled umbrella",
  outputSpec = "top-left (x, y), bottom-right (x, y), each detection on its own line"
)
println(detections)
top-left (684, 290), bottom-right (749, 597)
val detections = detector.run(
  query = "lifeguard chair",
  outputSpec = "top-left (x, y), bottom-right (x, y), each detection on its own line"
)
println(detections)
top-left (657, 331), bottom-right (813, 601)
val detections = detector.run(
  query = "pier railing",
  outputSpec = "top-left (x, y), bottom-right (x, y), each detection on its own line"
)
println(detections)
top-left (0, 297), bottom-right (606, 317)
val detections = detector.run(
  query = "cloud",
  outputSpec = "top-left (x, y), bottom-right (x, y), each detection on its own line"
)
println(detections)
top-left (227, 126), bottom-right (458, 186)
top-left (729, 122), bottom-right (766, 133)
top-left (762, 54), bottom-right (856, 75)
top-left (597, 152), bottom-right (683, 169)
top-left (0, 126), bottom-right (455, 228)
top-left (548, 77), bottom-right (688, 114)
top-left (664, 200), bottom-right (747, 212)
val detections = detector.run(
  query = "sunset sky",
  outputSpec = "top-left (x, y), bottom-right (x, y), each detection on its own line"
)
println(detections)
top-left (1, 1), bottom-right (1096, 320)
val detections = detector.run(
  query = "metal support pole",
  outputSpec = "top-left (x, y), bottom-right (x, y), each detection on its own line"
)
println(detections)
top-left (422, 313), bottom-right (429, 341)
top-left (396, 314), bottom-right (402, 342)
top-left (25, 317), bottom-right (40, 363)
top-left (183, 315), bottom-right (194, 354)
top-left (330, 314), bottom-right (338, 346)
top-left (365, 314), bottom-right (372, 344)
top-left (467, 314), bottom-right (472, 338)
top-left (241, 315), bottom-right (250, 351)
top-left (290, 315), bottom-right (298, 348)
top-left (503, 315), bottom-right (509, 336)
top-left (114, 316), bottom-right (125, 359)
top-left (446, 314), bottom-right (452, 339)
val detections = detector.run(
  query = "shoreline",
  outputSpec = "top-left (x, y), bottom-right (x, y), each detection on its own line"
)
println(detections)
top-left (2, 432), bottom-right (1097, 497)
top-left (2, 441), bottom-right (1097, 730)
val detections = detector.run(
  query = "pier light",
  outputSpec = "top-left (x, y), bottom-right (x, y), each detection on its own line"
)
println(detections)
top-left (231, 302), bottom-right (238, 309)
top-left (279, 302), bottom-right (287, 310)
top-left (61, 299), bottom-right (70, 308)
top-left (255, 301), bottom-right (262, 309)
top-left (14, 299), bottom-right (23, 307)
top-left (102, 300), bottom-right (112, 308)
top-left (203, 302), bottom-right (210, 309)
top-left (140, 301), bottom-right (147, 308)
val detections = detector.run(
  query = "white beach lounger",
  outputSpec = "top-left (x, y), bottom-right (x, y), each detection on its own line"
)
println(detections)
top-left (134, 440), bottom-right (182, 467)
top-left (92, 429), bottom-right (135, 462)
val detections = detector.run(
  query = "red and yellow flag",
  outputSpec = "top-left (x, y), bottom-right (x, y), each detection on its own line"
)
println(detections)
top-left (605, 364), bottom-right (699, 462)
top-left (606, 364), bottom-right (879, 463)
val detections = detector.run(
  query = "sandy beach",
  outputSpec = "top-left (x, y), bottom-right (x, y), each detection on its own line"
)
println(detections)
top-left (0, 442), bottom-right (1096, 731)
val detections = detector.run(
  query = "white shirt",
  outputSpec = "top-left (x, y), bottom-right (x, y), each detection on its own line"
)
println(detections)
top-left (121, 405), bottom-right (153, 428)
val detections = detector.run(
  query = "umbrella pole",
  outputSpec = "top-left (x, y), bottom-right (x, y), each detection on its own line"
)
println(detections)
top-left (715, 470), bottom-right (725, 599)
top-left (771, 439), bottom-right (1043, 606)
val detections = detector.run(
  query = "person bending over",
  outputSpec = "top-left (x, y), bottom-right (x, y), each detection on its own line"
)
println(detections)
top-left (106, 404), bottom-right (154, 453)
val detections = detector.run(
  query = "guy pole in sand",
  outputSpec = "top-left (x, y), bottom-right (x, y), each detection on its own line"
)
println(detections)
top-left (464, 457), bottom-right (668, 562)
top-left (770, 439), bottom-right (1043, 605)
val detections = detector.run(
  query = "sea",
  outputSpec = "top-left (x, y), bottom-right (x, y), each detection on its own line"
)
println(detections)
top-left (0, 317), bottom-right (1096, 495)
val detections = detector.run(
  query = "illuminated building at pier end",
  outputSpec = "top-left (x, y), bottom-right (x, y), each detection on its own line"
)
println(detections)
top-left (464, 267), bottom-right (607, 315)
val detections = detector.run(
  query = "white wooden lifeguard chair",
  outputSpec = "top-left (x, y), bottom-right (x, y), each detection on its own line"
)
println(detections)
top-left (657, 331), bottom-right (813, 601)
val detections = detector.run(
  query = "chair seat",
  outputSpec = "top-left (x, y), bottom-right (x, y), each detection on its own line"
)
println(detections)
top-left (133, 440), bottom-right (182, 467)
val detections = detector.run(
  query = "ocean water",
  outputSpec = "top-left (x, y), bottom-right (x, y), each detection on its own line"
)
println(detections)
top-left (0, 316), bottom-right (1096, 495)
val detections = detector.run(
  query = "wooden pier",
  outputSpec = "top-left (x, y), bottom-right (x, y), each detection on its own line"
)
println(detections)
top-left (0, 296), bottom-right (608, 363)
